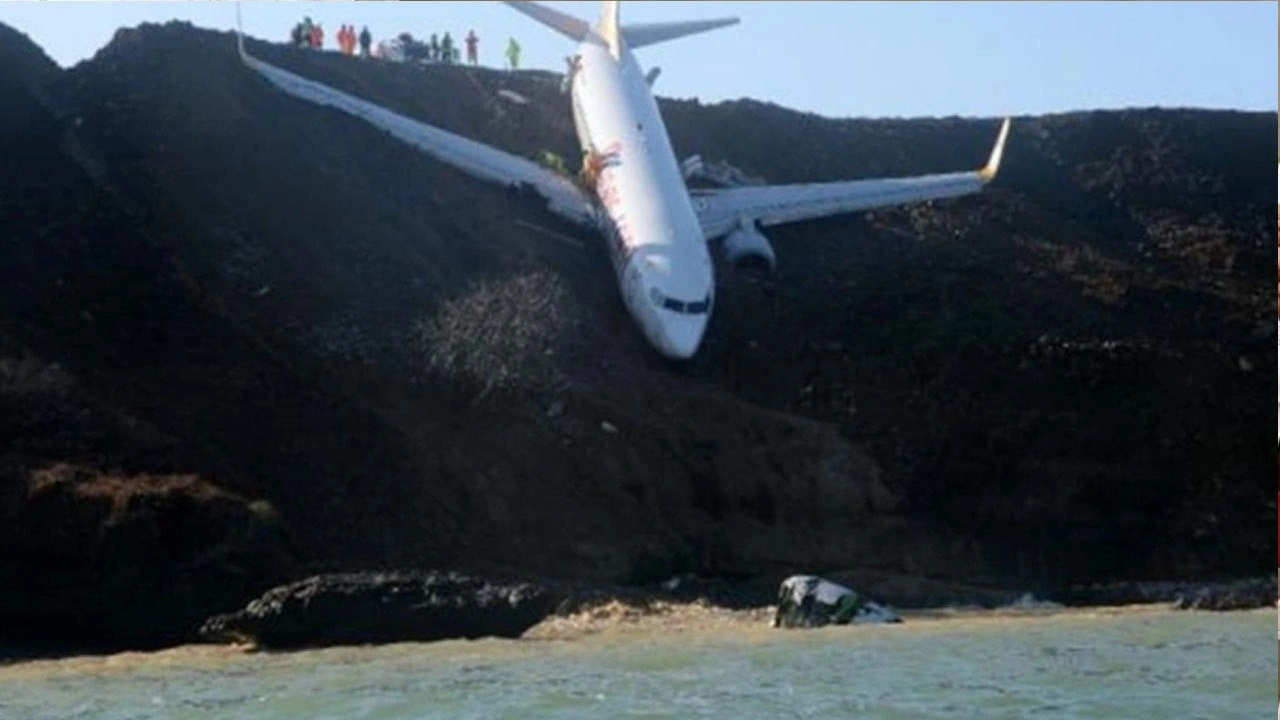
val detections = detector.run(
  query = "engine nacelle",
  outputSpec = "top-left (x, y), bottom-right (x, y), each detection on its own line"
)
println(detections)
top-left (722, 223), bottom-right (777, 274)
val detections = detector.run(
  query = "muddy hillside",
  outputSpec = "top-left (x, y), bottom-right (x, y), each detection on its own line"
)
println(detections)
top-left (1, 22), bottom-right (1274, 649)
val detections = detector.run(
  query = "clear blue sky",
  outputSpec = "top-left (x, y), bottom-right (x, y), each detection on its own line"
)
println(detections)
top-left (1, 1), bottom-right (1275, 118)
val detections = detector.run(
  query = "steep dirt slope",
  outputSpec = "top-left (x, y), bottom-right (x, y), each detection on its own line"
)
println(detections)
top-left (0, 23), bottom-right (300, 649)
top-left (241, 27), bottom-right (1274, 580)
top-left (0, 22), bottom-right (1273, 647)
top-left (670, 100), bottom-right (1275, 581)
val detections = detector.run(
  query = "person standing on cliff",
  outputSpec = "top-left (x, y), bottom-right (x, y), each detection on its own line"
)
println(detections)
top-left (441, 32), bottom-right (455, 64)
top-left (505, 37), bottom-right (521, 71)
top-left (465, 30), bottom-right (479, 65)
top-left (359, 26), bottom-right (372, 58)
top-left (298, 17), bottom-right (314, 48)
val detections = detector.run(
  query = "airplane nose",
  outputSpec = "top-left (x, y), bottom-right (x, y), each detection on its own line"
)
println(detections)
top-left (660, 316), bottom-right (707, 360)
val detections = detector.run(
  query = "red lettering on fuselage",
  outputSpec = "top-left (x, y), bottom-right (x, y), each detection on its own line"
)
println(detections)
top-left (593, 141), bottom-right (636, 264)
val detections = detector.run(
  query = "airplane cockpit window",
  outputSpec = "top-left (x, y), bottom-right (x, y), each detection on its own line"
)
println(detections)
top-left (650, 288), bottom-right (712, 316)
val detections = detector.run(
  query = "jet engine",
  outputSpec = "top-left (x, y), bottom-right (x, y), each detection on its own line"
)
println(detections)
top-left (721, 222), bottom-right (777, 274)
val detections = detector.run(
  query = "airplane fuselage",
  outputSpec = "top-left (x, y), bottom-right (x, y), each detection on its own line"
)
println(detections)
top-left (569, 38), bottom-right (713, 359)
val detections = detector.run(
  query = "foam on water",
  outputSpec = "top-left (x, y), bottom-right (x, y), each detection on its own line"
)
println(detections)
top-left (0, 606), bottom-right (1272, 719)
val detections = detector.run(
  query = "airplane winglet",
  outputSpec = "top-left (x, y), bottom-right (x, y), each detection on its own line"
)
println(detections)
top-left (234, 1), bottom-right (246, 59)
top-left (978, 117), bottom-right (1011, 183)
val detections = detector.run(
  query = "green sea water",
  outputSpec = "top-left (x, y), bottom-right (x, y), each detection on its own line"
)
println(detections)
top-left (1, 607), bottom-right (1273, 719)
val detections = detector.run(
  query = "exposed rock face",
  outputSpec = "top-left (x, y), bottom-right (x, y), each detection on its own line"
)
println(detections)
top-left (0, 20), bottom-right (1273, 650)
top-left (199, 572), bottom-right (553, 648)
top-left (0, 459), bottom-right (296, 649)
top-left (1061, 576), bottom-right (1277, 611)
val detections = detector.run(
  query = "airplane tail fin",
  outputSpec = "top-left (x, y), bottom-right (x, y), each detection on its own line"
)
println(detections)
top-left (600, 2), bottom-right (738, 55)
top-left (597, 1), bottom-right (622, 59)
top-left (622, 17), bottom-right (740, 50)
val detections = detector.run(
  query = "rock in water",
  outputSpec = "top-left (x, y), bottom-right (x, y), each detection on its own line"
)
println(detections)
top-left (200, 571), bottom-right (553, 648)
top-left (772, 574), bottom-right (902, 628)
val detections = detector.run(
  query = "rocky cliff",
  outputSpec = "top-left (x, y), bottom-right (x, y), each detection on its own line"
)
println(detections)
top-left (0, 21), bottom-right (1273, 650)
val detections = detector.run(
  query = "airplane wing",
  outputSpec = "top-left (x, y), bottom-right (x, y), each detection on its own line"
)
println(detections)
top-left (235, 31), bottom-right (598, 230)
top-left (693, 119), bottom-right (1011, 239)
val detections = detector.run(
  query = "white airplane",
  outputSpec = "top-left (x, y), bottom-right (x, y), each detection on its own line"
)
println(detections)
top-left (235, 1), bottom-right (1010, 360)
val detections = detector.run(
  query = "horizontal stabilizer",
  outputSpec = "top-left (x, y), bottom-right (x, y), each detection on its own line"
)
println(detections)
top-left (623, 17), bottom-right (740, 49)
top-left (503, 1), bottom-right (591, 41)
